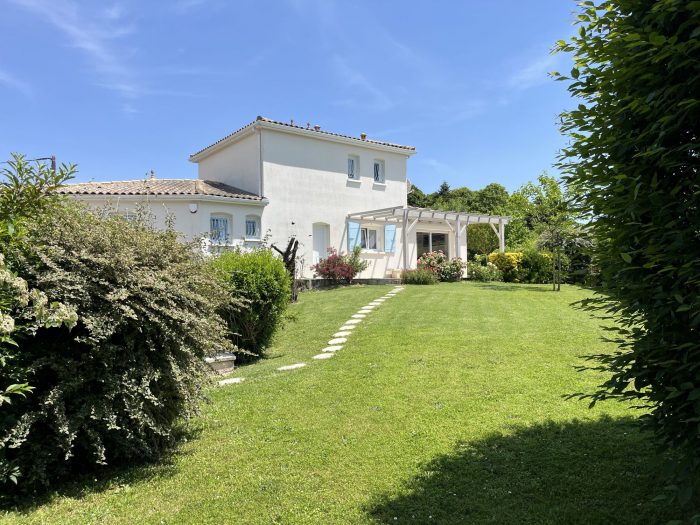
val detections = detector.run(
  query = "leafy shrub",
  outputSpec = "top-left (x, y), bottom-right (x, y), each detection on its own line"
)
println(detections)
top-left (417, 251), bottom-right (465, 281)
top-left (312, 246), bottom-right (368, 283)
top-left (519, 250), bottom-right (553, 284)
top-left (0, 154), bottom-right (80, 487)
top-left (440, 258), bottom-right (466, 282)
top-left (417, 250), bottom-right (447, 274)
top-left (557, 0), bottom-right (700, 498)
top-left (212, 249), bottom-right (290, 361)
top-left (401, 269), bottom-right (438, 285)
top-left (1, 204), bottom-right (232, 494)
top-left (467, 261), bottom-right (503, 282)
top-left (488, 252), bottom-right (523, 282)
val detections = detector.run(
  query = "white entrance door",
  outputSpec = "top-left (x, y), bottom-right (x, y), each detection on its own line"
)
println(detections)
top-left (312, 223), bottom-right (330, 264)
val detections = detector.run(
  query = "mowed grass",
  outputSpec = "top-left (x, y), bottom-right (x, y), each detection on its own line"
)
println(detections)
top-left (2, 282), bottom-right (690, 524)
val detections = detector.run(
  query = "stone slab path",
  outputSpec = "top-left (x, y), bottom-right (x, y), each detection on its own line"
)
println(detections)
top-left (218, 286), bottom-right (405, 386)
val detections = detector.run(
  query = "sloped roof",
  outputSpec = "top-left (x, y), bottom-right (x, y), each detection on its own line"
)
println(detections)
top-left (57, 179), bottom-right (264, 201)
top-left (189, 116), bottom-right (416, 161)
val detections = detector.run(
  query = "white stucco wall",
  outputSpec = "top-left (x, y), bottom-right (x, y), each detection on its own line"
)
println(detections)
top-left (257, 128), bottom-right (411, 277)
top-left (69, 195), bottom-right (267, 247)
top-left (196, 129), bottom-right (261, 195)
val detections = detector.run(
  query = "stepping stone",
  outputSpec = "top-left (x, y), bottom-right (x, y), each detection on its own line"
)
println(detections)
top-left (345, 319), bottom-right (362, 324)
top-left (369, 302), bottom-right (381, 306)
top-left (328, 337), bottom-right (347, 345)
top-left (323, 345), bottom-right (343, 352)
top-left (313, 353), bottom-right (333, 360)
top-left (334, 331), bottom-right (352, 337)
top-left (358, 309), bottom-right (373, 314)
top-left (363, 304), bottom-right (377, 309)
top-left (339, 325), bottom-right (356, 331)
top-left (351, 314), bottom-right (366, 319)
top-left (218, 377), bottom-right (244, 386)
top-left (277, 363), bottom-right (306, 371)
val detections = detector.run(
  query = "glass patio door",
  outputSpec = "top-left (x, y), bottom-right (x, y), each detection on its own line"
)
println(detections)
top-left (416, 232), bottom-right (449, 259)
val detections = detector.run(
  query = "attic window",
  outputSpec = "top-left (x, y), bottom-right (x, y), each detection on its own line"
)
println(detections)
top-left (373, 160), bottom-right (385, 183)
top-left (348, 155), bottom-right (360, 180)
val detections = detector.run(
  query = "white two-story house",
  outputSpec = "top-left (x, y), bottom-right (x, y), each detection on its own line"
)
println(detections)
top-left (60, 116), bottom-right (508, 279)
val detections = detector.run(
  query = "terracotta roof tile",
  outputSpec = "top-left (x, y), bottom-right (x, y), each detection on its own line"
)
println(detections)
top-left (189, 116), bottom-right (415, 159)
top-left (57, 179), bottom-right (264, 201)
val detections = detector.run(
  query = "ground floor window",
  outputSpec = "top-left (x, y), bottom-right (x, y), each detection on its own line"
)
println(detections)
top-left (417, 232), bottom-right (448, 258)
top-left (361, 227), bottom-right (377, 250)
top-left (210, 214), bottom-right (231, 243)
top-left (245, 215), bottom-right (261, 239)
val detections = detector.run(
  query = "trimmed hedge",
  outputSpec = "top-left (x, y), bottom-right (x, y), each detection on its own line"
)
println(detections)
top-left (212, 249), bottom-right (291, 361)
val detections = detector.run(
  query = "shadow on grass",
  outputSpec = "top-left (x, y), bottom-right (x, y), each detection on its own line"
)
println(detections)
top-left (1, 425), bottom-right (202, 515)
top-left (467, 282), bottom-right (553, 293)
top-left (368, 417), bottom-right (692, 524)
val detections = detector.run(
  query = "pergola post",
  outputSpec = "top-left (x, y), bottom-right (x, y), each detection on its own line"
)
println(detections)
top-left (402, 207), bottom-right (409, 271)
top-left (464, 219), bottom-right (469, 278)
top-left (498, 219), bottom-right (505, 253)
top-left (455, 216), bottom-right (460, 260)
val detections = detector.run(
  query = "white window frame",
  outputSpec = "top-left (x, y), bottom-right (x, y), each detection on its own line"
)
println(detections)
top-left (360, 227), bottom-right (378, 250)
top-left (210, 213), bottom-right (232, 244)
top-left (348, 155), bottom-right (360, 180)
top-left (373, 159), bottom-right (385, 184)
top-left (245, 215), bottom-right (261, 239)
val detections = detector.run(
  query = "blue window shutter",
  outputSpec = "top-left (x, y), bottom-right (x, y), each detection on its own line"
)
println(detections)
top-left (347, 221), bottom-right (361, 250)
top-left (384, 224), bottom-right (396, 253)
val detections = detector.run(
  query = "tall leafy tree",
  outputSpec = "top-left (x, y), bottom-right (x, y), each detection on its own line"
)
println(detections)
top-left (557, 0), bottom-right (700, 500)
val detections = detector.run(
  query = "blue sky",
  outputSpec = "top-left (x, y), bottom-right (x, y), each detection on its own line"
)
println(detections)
top-left (0, 0), bottom-right (576, 193)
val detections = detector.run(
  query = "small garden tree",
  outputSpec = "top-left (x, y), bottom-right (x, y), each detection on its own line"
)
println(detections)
top-left (557, 0), bottom-right (700, 502)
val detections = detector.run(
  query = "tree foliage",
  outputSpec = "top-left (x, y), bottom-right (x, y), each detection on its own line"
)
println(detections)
top-left (556, 0), bottom-right (700, 500)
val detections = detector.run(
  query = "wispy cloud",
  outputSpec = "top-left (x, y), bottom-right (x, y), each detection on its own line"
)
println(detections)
top-left (0, 67), bottom-right (33, 96)
top-left (507, 52), bottom-right (560, 91)
top-left (9, 0), bottom-right (139, 101)
top-left (9, 0), bottom-right (206, 112)
top-left (331, 56), bottom-right (396, 112)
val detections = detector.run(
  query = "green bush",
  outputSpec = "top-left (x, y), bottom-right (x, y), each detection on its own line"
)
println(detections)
top-left (417, 251), bottom-right (465, 281)
top-left (401, 269), bottom-right (438, 285)
top-left (488, 252), bottom-right (523, 282)
top-left (557, 0), bottom-right (700, 498)
top-left (519, 250), bottom-right (553, 284)
top-left (467, 261), bottom-right (503, 282)
top-left (1, 204), bottom-right (232, 494)
top-left (212, 249), bottom-right (290, 361)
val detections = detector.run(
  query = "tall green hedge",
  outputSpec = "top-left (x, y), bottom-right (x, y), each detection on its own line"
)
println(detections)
top-left (1, 205), bottom-right (233, 493)
top-left (212, 249), bottom-right (290, 362)
top-left (557, 0), bottom-right (700, 498)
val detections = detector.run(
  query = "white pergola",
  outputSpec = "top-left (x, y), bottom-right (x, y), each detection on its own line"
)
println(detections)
top-left (347, 206), bottom-right (510, 271)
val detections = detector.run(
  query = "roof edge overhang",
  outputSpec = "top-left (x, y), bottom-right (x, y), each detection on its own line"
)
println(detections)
top-left (189, 118), bottom-right (416, 163)
top-left (66, 193), bottom-right (269, 206)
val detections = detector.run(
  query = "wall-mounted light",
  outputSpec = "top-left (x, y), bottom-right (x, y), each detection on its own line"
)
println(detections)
top-left (189, 203), bottom-right (198, 214)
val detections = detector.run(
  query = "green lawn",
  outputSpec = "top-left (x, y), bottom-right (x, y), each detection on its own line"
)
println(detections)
top-left (2, 282), bottom-right (689, 524)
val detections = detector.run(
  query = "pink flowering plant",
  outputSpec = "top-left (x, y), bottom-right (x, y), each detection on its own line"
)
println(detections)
top-left (417, 251), bottom-right (465, 282)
